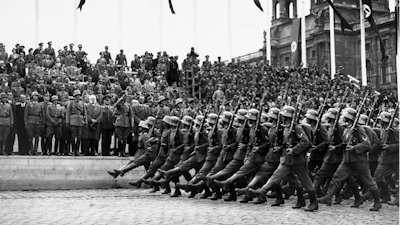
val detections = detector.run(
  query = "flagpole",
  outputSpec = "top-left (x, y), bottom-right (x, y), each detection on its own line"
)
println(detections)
top-left (228, 0), bottom-right (232, 60)
top-left (159, 0), bottom-right (163, 51)
top-left (397, 0), bottom-right (400, 101)
top-left (266, 0), bottom-right (271, 64)
top-left (301, 0), bottom-right (306, 68)
top-left (329, 0), bottom-right (336, 79)
top-left (360, 0), bottom-right (367, 86)
top-left (118, 0), bottom-right (123, 50)
top-left (74, 0), bottom-right (78, 44)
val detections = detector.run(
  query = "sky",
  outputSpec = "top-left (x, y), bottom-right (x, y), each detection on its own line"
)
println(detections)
top-left (0, 0), bottom-right (395, 65)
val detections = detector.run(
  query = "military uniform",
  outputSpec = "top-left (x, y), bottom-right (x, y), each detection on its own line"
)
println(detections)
top-left (46, 101), bottom-right (63, 155)
top-left (100, 104), bottom-right (115, 156)
top-left (66, 98), bottom-right (87, 156)
top-left (24, 99), bottom-right (45, 155)
top-left (0, 99), bottom-right (13, 154)
top-left (114, 101), bottom-right (131, 157)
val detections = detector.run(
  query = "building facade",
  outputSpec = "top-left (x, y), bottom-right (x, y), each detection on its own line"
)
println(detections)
top-left (232, 0), bottom-right (397, 95)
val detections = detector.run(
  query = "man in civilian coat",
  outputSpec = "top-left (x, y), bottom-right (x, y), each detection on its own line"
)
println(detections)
top-left (82, 95), bottom-right (103, 156)
top-left (100, 95), bottom-right (115, 156)
top-left (15, 94), bottom-right (30, 155)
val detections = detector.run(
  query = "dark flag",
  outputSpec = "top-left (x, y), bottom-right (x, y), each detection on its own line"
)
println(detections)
top-left (169, 0), bottom-right (175, 14)
top-left (326, 0), bottom-right (353, 34)
top-left (254, 0), bottom-right (263, 12)
top-left (362, 0), bottom-right (388, 61)
top-left (77, 0), bottom-right (85, 11)
top-left (291, 18), bottom-right (301, 67)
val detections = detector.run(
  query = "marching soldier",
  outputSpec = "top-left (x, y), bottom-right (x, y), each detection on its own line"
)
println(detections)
top-left (373, 111), bottom-right (399, 206)
top-left (306, 109), bottom-right (328, 174)
top-left (46, 95), bottom-right (63, 155)
top-left (66, 90), bottom-right (87, 156)
top-left (249, 105), bottom-right (319, 212)
top-left (107, 120), bottom-right (154, 179)
top-left (0, 92), bottom-right (13, 155)
top-left (100, 95), bottom-right (115, 156)
top-left (317, 108), bottom-right (381, 211)
top-left (24, 91), bottom-right (45, 155)
top-left (170, 98), bottom-right (184, 117)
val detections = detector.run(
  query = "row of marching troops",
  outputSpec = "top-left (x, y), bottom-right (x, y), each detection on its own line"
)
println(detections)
top-left (107, 87), bottom-right (399, 213)
top-left (0, 89), bottom-right (196, 157)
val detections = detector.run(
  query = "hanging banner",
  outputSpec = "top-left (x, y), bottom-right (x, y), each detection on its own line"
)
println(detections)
top-left (291, 18), bottom-right (301, 67)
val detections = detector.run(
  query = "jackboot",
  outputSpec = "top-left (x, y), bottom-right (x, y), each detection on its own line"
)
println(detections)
top-left (378, 181), bottom-right (391, 203)
top-left (304, 191), bottom-right (319, 212)
top-left (129, 179), bottom-right (143, 188)
top-left (317, 183), bottom-right (340, 207)
top-left (210, 189), bottom-right (222, 200)
top-left (200, 185), bottom-right (212, 199)
top-left (107, 170), bottom-right (120, 179)
top-left (149, 184), bottom-right (160, 193)
top-left (158, 167), bottom-right (181, 180)
top-left (292, 188), bottom-right (306, 209)
top-left (224, 187), bottom-right (237, 202)
top-left (239, 194), bottom-right (253, 203)
top-left (349, 180), bottom-right (363, 208)
top-left (271, 186), bottom-right (284, 206)
top-left (388, 196), bottom-right (399, 206)
top-left (313, 178), bottom-right (323, 198)
top-left (249, 188), bottom-right (267, 204)
top-left (171, 185), bottom-right (181, 197)
top-left (370, 189), bottom-right (382, 211)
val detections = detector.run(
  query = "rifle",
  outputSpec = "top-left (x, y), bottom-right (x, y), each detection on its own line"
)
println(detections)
top-left (248, 92), bottom-right (267, 152)
top-left (381, 103), bottom-right (399, 145)
top-left (148, 110), bottom-right (160, 138)
top-left (367, 91), bottom-right (380, 126)
top-left (346, 90), bottom-right (370, 146)
top-left (328, 87), bottom-right (350, 143)
top-left (221, 97), bottom-right (242, 146)
top-left (372, 105), bottom-right (383, 128)
top-left (283, 90), bottom-right (303, 149)
top-left (209, 100), bottom-right (225, 146)
top-left (313, 92), bottom-right (330, 145)
top-left (194, 104), bottom-right (211, 146)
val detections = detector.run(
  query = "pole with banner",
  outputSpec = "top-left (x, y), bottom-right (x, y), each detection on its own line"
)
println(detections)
top-left (301, 0), bottom-right (306, 68)
top-left (291, 18), bottom-right (301, 67)
top-left (329, 1), bottom-right (336, 79)
top-left (360, 0), bottom-right (367, 86)
top-left (396, 0), bottom-right (399, 100)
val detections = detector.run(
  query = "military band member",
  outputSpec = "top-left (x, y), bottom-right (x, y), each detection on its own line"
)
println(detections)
top-left (0, 92), bottom-right (13, 155)
top-left (24, 91), bottom-right (45, 155)
top-left (46, 95), bottom-right (63, 155)
top-left (66, 90), bottom-right (87, 156)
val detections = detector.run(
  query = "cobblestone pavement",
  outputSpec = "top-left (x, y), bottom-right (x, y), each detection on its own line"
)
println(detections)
top-left (0, 188), bottom-right (398, 225)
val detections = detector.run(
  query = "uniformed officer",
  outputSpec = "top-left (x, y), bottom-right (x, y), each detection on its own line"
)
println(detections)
top-left (24, 91), bottom-right (45, 155)
top-left (113, 94), bottom-right (132, 157)
top-left (46, 95), bottom-right (63, 155)
top-left (40, 93), bottom-right (51, 155)
top-left (66, 90), bottom-right (87, 156)
top-left (100, 95), bottom-right (115, 156)
top-left (0, 92), bottom-right (13, 155)
top-left (154, 96), bottom-right (170, 129)
top-left (317, 108), bottom-right (382, 211)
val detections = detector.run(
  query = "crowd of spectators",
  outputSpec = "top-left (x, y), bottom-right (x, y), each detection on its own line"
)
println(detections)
top-left (0, 41), bottom-right (397, 156)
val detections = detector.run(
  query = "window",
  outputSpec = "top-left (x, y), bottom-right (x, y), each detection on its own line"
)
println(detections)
top-left (365, 43), bottom-right (371, 51)
top-left (312, 50), bottom-right (316, 58)
top-left (276, 3), bottom-right (280, 19)
top-left (288, 2), bottom-right (294, 19)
